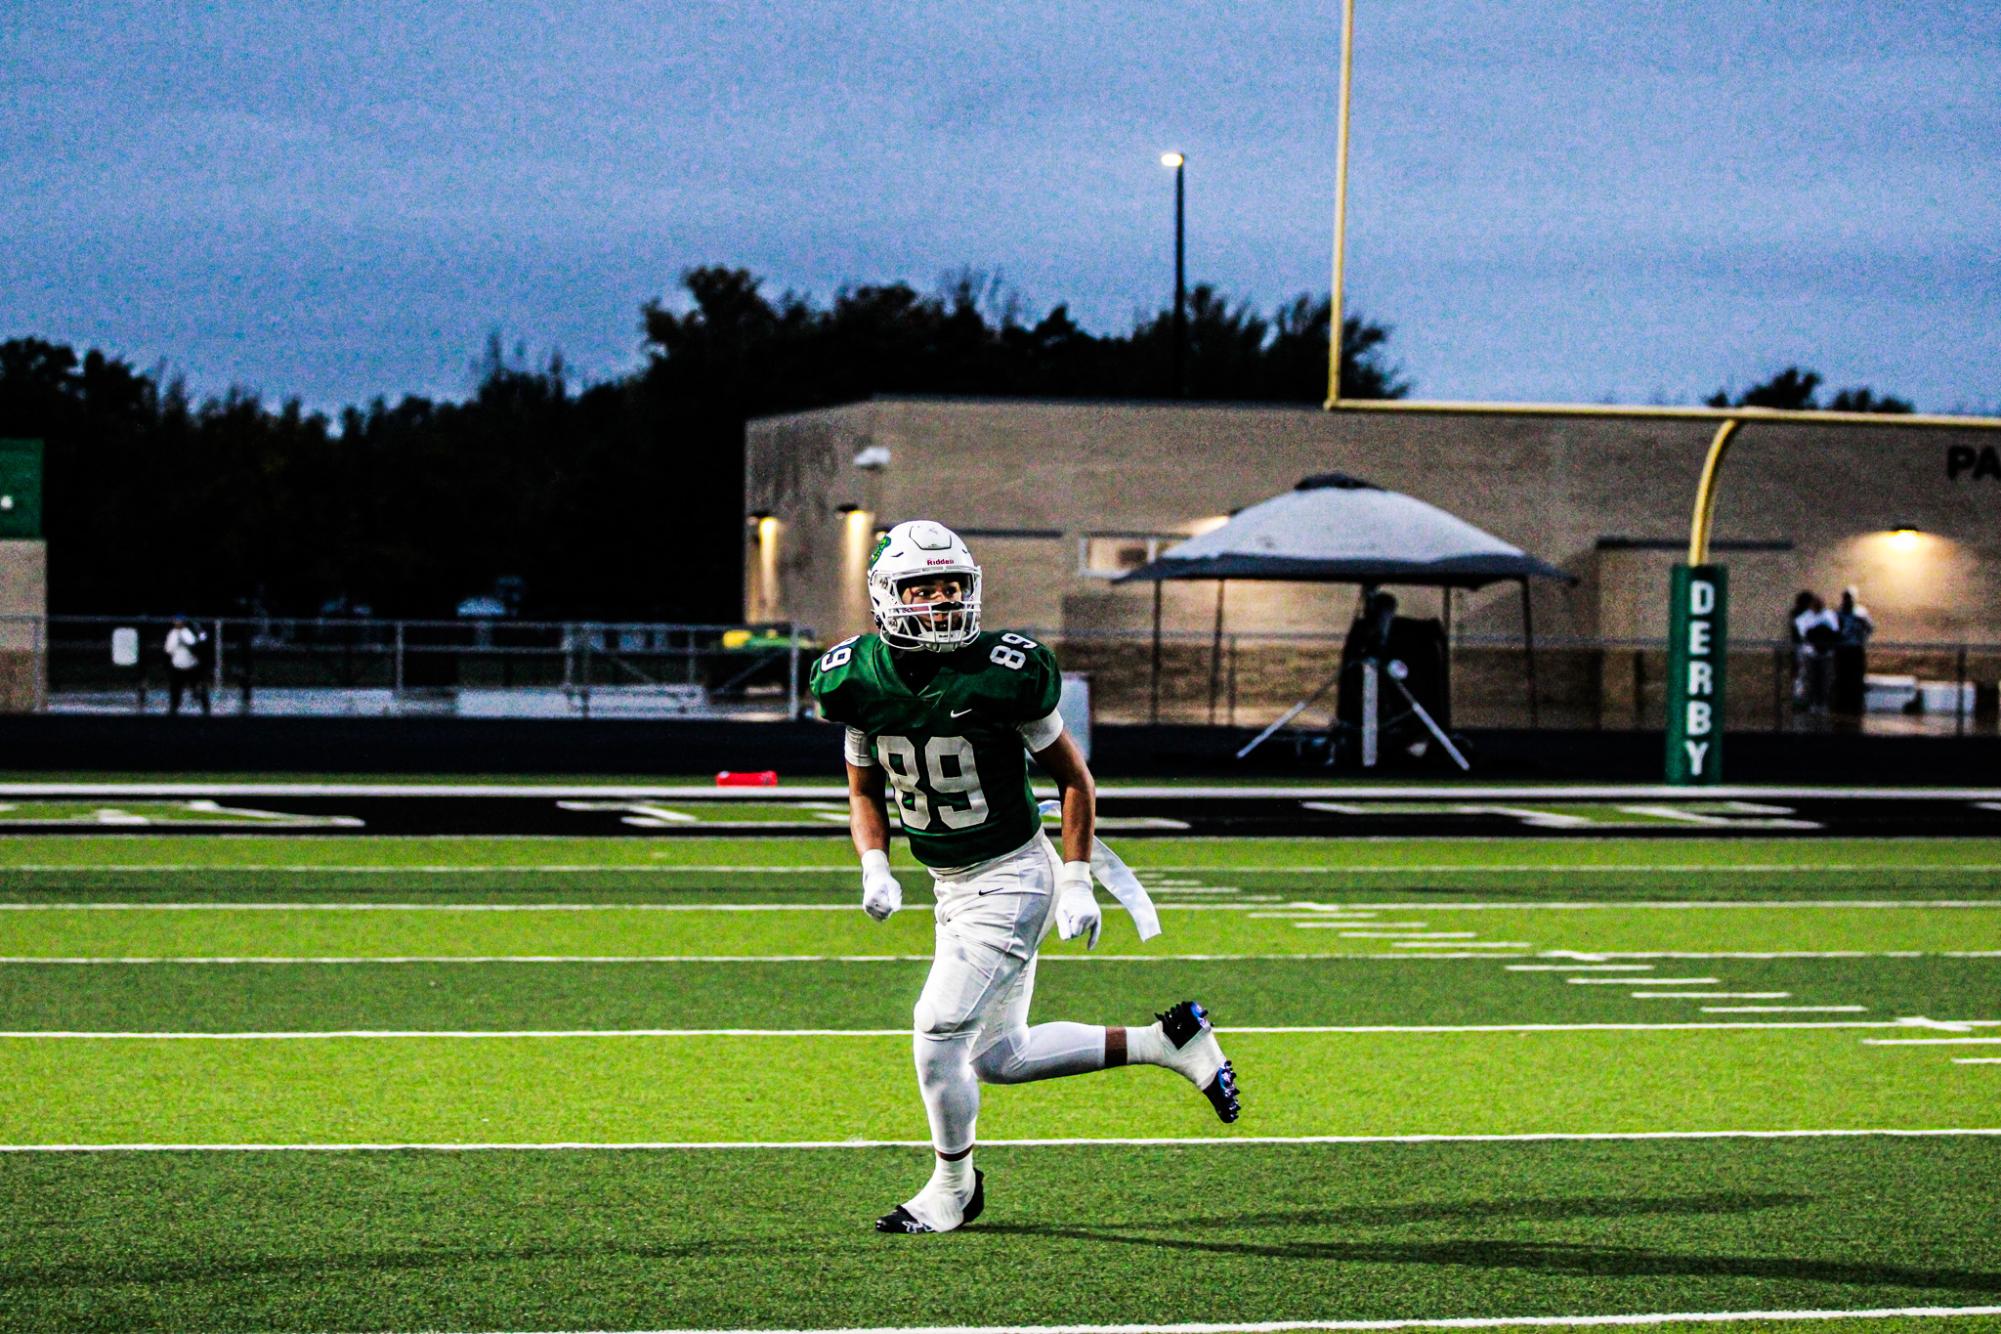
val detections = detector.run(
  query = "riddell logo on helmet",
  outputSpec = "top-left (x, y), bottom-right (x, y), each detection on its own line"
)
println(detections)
top-left (926, 558), bottom-right (956, 566)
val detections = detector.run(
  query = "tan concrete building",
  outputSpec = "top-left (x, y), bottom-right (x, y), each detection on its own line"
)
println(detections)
top-left (0, 541), bottom-right (48, 712)
top-left (745, 399), bottom-right (2000, 725)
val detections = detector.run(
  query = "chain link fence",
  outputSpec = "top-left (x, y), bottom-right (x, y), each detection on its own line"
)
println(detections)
top-left (2, 615), bottom-right (809, 720)
top-left (2, 615), bottom-right (1995, 736)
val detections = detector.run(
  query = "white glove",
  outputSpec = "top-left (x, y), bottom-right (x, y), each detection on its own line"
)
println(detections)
top-left (860, 848), bottom-right (902, 922)
top-left (1053, 860), bottom-right (1101, 949)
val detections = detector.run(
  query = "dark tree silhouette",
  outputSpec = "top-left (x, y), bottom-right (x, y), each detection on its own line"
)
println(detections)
top-left (3, 267), bottom-right (1412, 619)
top-left (1708, 367), bottom-right (1912, 414)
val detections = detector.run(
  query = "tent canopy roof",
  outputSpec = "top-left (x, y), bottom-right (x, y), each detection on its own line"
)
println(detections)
top-left (1118, 473), bottom-right (1571, 588)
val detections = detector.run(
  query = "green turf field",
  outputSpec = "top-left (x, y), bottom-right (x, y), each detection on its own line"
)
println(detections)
top-left (1, 821), bottom-right (1998, 1332)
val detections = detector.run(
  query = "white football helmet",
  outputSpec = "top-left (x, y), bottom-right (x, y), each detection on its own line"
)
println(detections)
top-left (868, 520), bottom-right (982, 652)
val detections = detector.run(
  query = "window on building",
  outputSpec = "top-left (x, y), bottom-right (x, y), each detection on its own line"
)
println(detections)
top-left (1079, 535), bottom-right (1168, 579)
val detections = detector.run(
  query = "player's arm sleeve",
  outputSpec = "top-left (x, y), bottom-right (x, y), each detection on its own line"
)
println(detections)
top-left (844, 727), bottom-right (876, 767)
top-left (1012, 643), bottom-right (1066, 750)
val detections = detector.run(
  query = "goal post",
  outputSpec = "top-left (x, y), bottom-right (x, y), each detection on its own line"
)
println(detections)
top-left (1319, 4), bottom-right (2001, 782)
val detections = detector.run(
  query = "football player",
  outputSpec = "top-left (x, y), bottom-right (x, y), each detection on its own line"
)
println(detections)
top-left (810, 519), bottom-right (1240, 1235)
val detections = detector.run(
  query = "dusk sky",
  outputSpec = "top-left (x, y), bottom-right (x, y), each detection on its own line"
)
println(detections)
top-left (3, 1), bottom-right (1996, 413)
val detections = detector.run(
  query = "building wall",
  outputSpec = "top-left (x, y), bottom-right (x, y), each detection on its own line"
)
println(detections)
top-left (0, 540), bottom-right (47, 712)
top-left (746, 398), bottom-right (2001, 657)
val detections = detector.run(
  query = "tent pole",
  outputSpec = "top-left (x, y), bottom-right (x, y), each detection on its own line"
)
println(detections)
top-left (1520, 577), bottom-right (1539, 728)
top-left (1150, 581), bottom-right (1164, 724)
top-left (1442, 587), bottom-right (1454, 726)
top-left (1208, 580), bottom-right (1226, 724)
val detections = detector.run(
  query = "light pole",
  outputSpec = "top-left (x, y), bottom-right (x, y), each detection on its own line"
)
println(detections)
top-left (1161, 151), bottom-right (1186, 397)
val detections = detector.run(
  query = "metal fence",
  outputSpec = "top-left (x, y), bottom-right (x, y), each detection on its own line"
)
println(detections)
top-left (1035, 626), bottom-right (2001, 737)
top-left (3, 615), bottom-right (809, 720)
top-left (2, 615), bottom-right (1995, 737)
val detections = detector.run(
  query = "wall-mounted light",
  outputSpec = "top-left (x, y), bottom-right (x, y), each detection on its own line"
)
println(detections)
top-left (0, 495), bottom-right (14, 512)
top-left (1887, 523), bottom-right (1922, 552)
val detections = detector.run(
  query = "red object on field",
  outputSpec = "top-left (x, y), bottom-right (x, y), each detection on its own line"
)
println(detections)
top-left (716, 770), bottom-right (779, 787)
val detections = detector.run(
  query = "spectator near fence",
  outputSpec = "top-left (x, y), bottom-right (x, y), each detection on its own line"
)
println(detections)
top-left (164, 616), bottom-right (211, 716)
top-left (1832, 586), bottom-right (1875, 715)
top-left (1792, 594), bottom-right (1839, 715)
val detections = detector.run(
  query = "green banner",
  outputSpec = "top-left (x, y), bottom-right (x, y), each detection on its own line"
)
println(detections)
top-left (0, 438), bottom-right (42, 540)
top-left (1664, 563), bottom-right (1728, 785)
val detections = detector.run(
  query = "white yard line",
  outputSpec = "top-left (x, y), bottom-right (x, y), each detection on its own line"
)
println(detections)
top-left (1953, 1058), bottom-right (2001, 1064)
top-left (10, 898), bottom-right (1998, 913)
top-left (0, 953), bottom-right (1542, 965)
top-left (11, 864), bottom-right (2001, 878)
top-left (1864, 1036), bottom-right (2001, 1046)
top-left (1628, 992), bottom-right (1792, 1000)
top-left (1393, 942), bottom-right (1535, 950)
top-left (4, 950), bottom-right (1998, 965)
top-left (5, 1128), bottom-right (2000, 1155)
top-left (0, 1020), bottom-right (1968, 1039)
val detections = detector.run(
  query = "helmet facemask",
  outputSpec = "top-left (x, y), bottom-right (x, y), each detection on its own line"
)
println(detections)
top-left (870, 568), bottom-right (983, 652)
top-left (866, 521), bottom-right (984, 652)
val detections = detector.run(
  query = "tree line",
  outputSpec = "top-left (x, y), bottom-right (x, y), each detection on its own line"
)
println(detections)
top-left (0, 265), bottom-right (1914, 619)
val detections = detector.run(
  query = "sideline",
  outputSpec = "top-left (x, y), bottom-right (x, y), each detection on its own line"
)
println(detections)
top-left (8, 1127), bottom-right (2000, 1153)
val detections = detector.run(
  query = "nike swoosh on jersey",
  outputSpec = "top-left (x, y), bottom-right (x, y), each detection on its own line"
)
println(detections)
top-left (951, 708), bottom-right (973, 717)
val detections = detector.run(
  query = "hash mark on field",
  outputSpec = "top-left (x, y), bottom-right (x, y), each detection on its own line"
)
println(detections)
top-left (1629, 992), bottom-right (1792, 999)
top-left (1703, 1006), bottom-right (1867, 1013)
top-left (1567, 977), bottom-right (1718, 985)
top-left (1393, 941), bottom-right (1534, 950)
top-left (1508, 964), bottom-right (1654, 972)
top-left (1337, 932), bottom-right (1477, 939)
top-left (1955, 1057), bottom-right (2001, 1064)
top-left (1865, 1036), bottom-right (2001, 1046)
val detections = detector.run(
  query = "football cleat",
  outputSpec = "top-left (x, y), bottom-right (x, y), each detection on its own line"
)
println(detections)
top-left (875, 1168), bottom-right (985, 1234)
top-left (1157, 999), bottom-right (1242, 1124)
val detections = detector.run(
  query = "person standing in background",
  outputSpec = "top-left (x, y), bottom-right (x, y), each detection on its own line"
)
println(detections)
top-left (1793, 595), bottom-right (1839, 715)
top-left (164, 616), bottom-right (211, 716)
top-left (1832, 587), bottom-right (1875, 716)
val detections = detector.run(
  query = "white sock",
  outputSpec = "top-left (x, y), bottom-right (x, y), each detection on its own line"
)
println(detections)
top-left (1124, 1019), bottom-right (1173, 1067)
top-left (928, 1152), bottom-right (974, 1198)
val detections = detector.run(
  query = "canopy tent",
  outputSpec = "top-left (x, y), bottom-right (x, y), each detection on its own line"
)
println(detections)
top-left (1117, 473), bottom-right (1572, 738)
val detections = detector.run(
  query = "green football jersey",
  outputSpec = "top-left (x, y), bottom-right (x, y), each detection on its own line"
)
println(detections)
top-left (809, 630), bottom-right (1063, 868)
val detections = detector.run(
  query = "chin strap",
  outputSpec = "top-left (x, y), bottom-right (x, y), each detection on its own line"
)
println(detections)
top-left (1037, 801), bottom-right (1162, 941)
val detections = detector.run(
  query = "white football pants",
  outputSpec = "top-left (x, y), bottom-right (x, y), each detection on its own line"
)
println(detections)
top-left (910, 832), bottom-right (1107, 1156)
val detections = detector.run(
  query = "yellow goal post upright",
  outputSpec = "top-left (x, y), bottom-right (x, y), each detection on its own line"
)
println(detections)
top-left (1319, 0), bottom-right (2001, 784)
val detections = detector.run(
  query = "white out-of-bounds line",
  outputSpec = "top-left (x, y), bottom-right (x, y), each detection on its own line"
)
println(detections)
top-left (0, 1020), bottom-right (1947, 1040)
top-left (9, 780), bottom-right (1999, 798)
top-left (416, 1304), bottom-right (2001, 1334)
top-left (8, 1128), bottom-right (2001, 1156)
top-left (15, 864), bottom-right (2001, 878)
